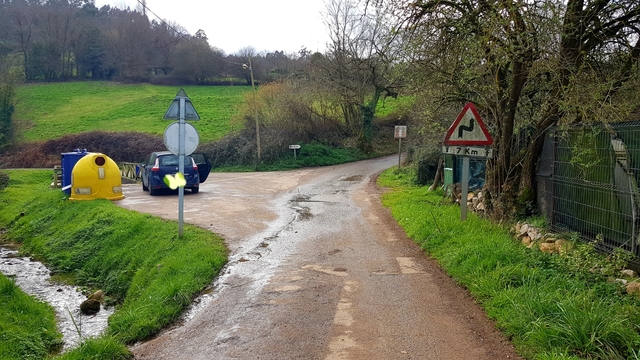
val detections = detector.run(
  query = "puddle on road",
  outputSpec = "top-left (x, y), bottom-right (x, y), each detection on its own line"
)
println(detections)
top-left (342, 175), bottom-right (364, 182)
top-left (0, 246), bottom-right (113, 350)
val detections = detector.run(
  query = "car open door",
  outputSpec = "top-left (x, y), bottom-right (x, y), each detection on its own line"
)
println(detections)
top-left (191, 153), bottom-right (211, 183)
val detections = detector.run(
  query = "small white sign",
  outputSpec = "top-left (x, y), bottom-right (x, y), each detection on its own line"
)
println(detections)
top-left (442, 145), bottom-right (493, 158)
top-left (289, 145), bottom-right (301, 150)
top-left (394, 126), bottom-right (407, 139)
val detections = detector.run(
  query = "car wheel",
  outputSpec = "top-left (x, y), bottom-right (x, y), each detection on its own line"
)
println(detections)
top-left (191, 187), bottom-right (199, 194)
top-left (142, 180), bottom-right (148, 191)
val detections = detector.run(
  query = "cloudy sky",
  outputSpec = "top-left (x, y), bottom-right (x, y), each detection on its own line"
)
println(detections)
top-left (94, 0), bottom-right (330, 55)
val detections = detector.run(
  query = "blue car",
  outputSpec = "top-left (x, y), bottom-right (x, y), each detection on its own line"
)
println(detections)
top-left (141, 151), bottom-right (211, 195)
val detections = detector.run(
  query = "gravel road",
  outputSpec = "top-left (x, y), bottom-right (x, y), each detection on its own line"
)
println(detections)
top-left (117, 156), bottom-right (521, 360)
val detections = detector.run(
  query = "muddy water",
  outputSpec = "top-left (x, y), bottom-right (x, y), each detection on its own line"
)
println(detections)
top-left (0, 246), bottom-right (113, 350)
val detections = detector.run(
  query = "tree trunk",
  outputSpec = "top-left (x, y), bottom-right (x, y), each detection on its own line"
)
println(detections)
top-left (429, 157), bottom-right (444, 192)
top-left (358, 88), bottom-right (381, 154)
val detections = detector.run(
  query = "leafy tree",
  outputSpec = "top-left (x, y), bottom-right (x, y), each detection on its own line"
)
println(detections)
top-left (76, 26), bottom-right (107, 79)
top-left (518, 0), bottom-right (640, 204)
top-left (398, 0), bottom-right (640, 217)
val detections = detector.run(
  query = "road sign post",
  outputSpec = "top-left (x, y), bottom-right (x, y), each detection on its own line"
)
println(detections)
top-left (443, 103), bottom-right (493, 222)
top-left (178, 96), bottom-right (185, 236)
top-left (394, 126), bottom-right (407, 168)
top-left (163, 89), bottom-right (200, 237)
top-left (289, 144), bottom-right (301, 159)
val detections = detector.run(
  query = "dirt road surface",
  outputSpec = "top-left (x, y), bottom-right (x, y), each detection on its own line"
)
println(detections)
top-left (117, 156), bottom-right (521, 360)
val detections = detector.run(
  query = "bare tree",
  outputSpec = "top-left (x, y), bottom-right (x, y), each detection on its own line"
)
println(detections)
top-left (35, 0), bottom-right (83, 80)
top-left (151, 20), bottom-right (186, 76)
top-left (104, 8), bottom-right (155, 80)
top-left (170, 34), bottom-right (225, 84)
top-left (6, 1), bottom-right (35, 79)
top-left (315, 0), bottom-right (402, 152)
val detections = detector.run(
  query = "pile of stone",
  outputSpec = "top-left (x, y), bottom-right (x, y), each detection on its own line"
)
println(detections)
top-left (514, 222), bottom-right (568, 254)
top-left (514, 222), bottom-right (640, 297)
top-left (614, 270), bottom-right (640, 297)
top-left (449, 184), bottom-right (486, 213)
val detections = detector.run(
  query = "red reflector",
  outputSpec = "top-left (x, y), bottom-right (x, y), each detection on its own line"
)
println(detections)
top-left (95, 156), bottom-right (106, 166)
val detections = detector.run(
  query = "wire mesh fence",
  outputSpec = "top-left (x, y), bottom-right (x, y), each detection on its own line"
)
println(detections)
top-left (537, 123), bottom-right (640, 266)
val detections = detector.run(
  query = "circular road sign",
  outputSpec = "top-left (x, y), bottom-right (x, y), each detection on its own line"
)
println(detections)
top-left (164, 121), bottom-right (200, 156)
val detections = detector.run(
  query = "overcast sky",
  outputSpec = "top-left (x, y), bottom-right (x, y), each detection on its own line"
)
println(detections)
top-left (93, 0), bottom-right (330, 56)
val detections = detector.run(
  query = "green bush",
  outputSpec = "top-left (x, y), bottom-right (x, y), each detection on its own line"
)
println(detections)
top-left (0, 171), bottom-right (8, 191)
top-left (415, 158), bottom-right (436, 185)
top-left (0, 82), bottom-right (15, 152)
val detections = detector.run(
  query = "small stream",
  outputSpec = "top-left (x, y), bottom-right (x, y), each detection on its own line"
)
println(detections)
top-left (0, 246), bottom-right (113, 350)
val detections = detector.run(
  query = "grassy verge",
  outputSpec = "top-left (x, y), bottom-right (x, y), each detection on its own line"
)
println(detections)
top-left (0, 170), bottom-right (228, 358)
top-left (14, 82), bottom-right (250, 143)
top-left (378, 168), bottom-right (640, 360)
top-left (212, 142), bottom-right (370, 172)
top-left (0, 272), bottom-right (62, 360)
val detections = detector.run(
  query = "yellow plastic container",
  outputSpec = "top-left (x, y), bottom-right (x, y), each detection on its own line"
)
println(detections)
top-left (69, 153), bottom-right (125, 201)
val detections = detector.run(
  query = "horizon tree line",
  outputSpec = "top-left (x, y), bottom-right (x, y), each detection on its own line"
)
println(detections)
top-left (0, 0), bottom-right (312, 84)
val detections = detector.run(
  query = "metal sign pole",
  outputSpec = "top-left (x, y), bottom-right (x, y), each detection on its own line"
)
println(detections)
top-left (460, 155), bottom-right (469, 221)
top-left (398, 137), bottom-right (402, 168)
top-left (394, 125), bottom-right (407, 168)
top-left (178, 96), bottom-right (185, 237)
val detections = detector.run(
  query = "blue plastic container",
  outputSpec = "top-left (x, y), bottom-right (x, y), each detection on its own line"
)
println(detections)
top-left (61, 149), bottom-right (88, 194)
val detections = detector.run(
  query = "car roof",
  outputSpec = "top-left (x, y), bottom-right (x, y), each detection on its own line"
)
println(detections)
top-left (153, 151), bottom-right (190, 157)
top-left (153, 151), bottom-right (172, 156)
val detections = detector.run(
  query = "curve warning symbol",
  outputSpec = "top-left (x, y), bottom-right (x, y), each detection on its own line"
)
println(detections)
top-left (443, 103), bottom-right (493, 146)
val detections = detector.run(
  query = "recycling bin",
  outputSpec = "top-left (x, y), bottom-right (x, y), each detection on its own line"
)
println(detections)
top-left (61, 149), bottom-right (88, 194)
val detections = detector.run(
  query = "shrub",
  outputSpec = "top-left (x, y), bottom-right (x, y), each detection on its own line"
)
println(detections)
top-left (0, 80), bottom-right (16, 152)
top-left (416, 158), bottom-right (436, 185)
top-left (0, 171), bottom-right (8, 191)
top-left (0, 132), bottom-right (164, 168)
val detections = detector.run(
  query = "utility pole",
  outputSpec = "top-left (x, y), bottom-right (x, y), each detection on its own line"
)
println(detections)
top-left (246, 56), bottom-right (261, 162)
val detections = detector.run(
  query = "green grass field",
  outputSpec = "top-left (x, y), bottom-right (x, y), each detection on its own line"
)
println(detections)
top-left (1, 170), bottom-right (228, 358)
top-left (14, 82), bottom-right (251, 143)
top-left (378, 168), bottom-right (640, 360)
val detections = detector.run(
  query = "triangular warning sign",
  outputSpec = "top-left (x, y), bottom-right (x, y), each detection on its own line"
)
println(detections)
top-left (443, 103), bottom-right (493, 146)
